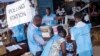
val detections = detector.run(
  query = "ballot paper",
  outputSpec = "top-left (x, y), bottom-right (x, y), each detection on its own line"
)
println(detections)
top-left (6, 44), bottom-right (22, 52)
top-left (42, 32), bottom-right (51, 38)
top-left (40, 26), bottom-right (51, 38)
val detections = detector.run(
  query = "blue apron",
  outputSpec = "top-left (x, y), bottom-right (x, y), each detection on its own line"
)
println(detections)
top-left (12, 24), bottom-right (26, 42)
top-left (27, 23), bottom-right (42, 55)
top-left (70, 24), bottom-right (93, 56)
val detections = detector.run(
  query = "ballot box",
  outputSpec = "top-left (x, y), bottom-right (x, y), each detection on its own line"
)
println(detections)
top-left (40, 26), bottom-right (52, 41)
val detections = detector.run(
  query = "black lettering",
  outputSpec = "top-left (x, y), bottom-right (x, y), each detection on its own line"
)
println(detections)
top-left (10, 12), bottom-right (26, 21)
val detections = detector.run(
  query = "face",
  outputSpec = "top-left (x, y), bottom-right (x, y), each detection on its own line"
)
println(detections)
top-left (46, 9), bottom-right (51, 16)
top-left (58, 6), bottom-right (60, 9)
top-left (66, 35), bottom-right (71, 41)
top-left (33, 17), bottom-right (42, 27)
top-left (74, 16), bottom-right (81, 23)
top-left (59, 32), bottom-right (66, 38)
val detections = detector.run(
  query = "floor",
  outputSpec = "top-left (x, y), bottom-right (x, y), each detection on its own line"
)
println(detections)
top-left (94, 46), bottom-right (100, 56)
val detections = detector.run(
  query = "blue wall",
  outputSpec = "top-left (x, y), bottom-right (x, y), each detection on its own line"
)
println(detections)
top-left (37, 0), bottom-right (53, 16)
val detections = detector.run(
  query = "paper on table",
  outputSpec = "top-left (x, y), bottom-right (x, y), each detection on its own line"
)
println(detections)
top-left (6, 44), bottom-right (22, 52)
top-left (15, 44), bottom-right (22, 49)
top-left (6, 45), bottom-right (17, 52)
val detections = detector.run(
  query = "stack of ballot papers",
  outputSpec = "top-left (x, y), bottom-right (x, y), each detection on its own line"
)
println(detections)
top-left (6, 44), bottom-right (22, 52)
top-left (40, 26), bottom-right (52, 38)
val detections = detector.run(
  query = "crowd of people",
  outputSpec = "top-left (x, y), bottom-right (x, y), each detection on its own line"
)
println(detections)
top-left (8, 1), bottom-right (100, 56)
top-left (11, 9), bottom-right (93, 56)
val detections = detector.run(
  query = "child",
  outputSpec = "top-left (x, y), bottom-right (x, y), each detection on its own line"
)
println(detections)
top-left (65, 34), bottom-right (77, 56)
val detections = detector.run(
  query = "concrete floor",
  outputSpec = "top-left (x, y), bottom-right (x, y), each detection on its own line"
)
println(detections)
top-left (94, 46), bottom-right (100, 56)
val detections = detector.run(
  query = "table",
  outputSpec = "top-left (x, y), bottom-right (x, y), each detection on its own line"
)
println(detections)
top-left (4, 43), bottom-right (29, 56)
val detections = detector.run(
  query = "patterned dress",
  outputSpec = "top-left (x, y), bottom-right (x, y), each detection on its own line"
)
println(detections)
top-left (48, 38), bottom-right (65, 56)
top-left (66, 42), bottom-right (74, 56)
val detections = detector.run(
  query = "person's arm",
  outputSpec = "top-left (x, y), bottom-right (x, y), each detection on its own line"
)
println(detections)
top-left (73, 40), bottom-right (77, 56)
top-left (33, 34), bottom-right (46, 45)
top-left (61, 42), bottom-right (66, 56)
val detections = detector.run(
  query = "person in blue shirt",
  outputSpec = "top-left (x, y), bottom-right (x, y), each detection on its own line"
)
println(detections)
top-left (42, 7), bottom-right (56, 26)
top-left (11, 24), bottom-right (26, 43)
top-left (27, 15), bottom-right (46, 56)
top-left (70, 12), bottom-right (93, 56)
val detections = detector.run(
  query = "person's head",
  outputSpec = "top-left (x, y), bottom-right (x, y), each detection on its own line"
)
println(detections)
top-left (74, 12), bottom-right (82, 23)
top-left (57, 25), bottom-right (64, 31)
top-left (90, 2), bottom-right (97, 9)
top-left (46, 7), bottom-right (51, 16)
top-left (57, 26), bottom-right (66, 37)
top-left (58, 6), bottom-right (61, 9)
top-left (58, 29), bottom-right (67, 38)
top-left (33, 15), bottom-right (42, 27)
top-left (80, 1), bottom-right (85, 8)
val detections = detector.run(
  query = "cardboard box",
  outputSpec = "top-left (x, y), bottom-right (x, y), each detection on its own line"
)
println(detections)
top-left (40, 26), bottom-right (52, 38)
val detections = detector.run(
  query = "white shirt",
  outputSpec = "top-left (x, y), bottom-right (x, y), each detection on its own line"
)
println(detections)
top-left (56, 8), bottom-right (65, 16)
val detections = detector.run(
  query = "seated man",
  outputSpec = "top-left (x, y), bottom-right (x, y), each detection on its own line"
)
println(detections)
top-left (42, 7), bottom-right (56, 26)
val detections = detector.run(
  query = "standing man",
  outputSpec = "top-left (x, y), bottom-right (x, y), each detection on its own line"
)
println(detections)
top-left (27, 15), bottom-right (46, 56)
top-left (70, 12), bottom-right (93, 56)
top-left (42, 7), bottom-right (56, 26)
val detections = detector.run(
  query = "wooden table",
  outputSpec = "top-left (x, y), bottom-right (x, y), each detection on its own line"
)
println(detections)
top-left (4, 43), bottom-right (29, 56)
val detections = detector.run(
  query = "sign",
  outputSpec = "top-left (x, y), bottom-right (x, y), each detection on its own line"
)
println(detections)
top-left (6, 0), bottom-right (33, 27)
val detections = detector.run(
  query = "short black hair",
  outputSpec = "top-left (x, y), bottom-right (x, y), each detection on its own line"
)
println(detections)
top-left (57, 25), bottom-right (64, 31)
top-left (58, 29), bottom-right (67, 38)
top-left (57, 26), bottom-right (67, 37)
top-left (74, 12), bottom-right (82, 19)
top-left (34, 15), bottom-right (42, 19)
top-left (46, 7), bottom-right (51, 11)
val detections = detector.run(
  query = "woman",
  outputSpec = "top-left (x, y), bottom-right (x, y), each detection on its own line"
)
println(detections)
top-left (65, 34), bottom-right (77, 56)
top-left (56, 6), bottom-right (65, 24)
top-left (41, 26), bottom-right (66, 56)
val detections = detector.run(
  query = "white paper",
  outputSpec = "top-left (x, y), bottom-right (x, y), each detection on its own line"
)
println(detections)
top-left (6, 45), bottom-right (17, 52)
top-left (6, 44), bottom-right (22, 52)
top-left (42, 32), bottom-right (50, 38)
top-left (15, 44), bottom-right (22, 49)
top-left (0, 42), bottom-right (3, 45)
top-left (6, 0), bottom-right (33, 27)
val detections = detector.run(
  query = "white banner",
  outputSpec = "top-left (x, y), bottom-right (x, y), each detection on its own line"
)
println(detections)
top-left (6, 0), bottom-right (33, 27)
